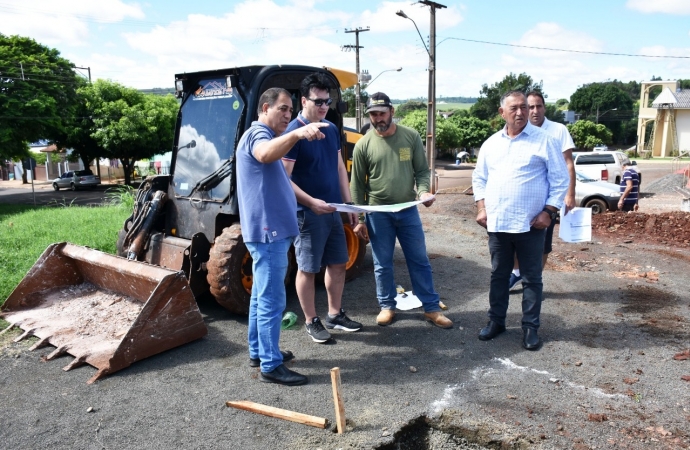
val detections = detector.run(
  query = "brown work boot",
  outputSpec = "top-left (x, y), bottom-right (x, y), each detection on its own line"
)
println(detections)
top-left (424, 311), bottom-right (453, 329)
top-left (376, 309), bottom-right (396, 326)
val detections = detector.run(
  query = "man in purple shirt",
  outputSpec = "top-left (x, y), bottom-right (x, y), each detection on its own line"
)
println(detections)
top-left (236, 87), bottom-right (327, 386)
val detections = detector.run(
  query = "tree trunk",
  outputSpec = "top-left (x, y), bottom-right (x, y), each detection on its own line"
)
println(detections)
top-left (81, 155), bottom-right (102, 180)
top-left (121, 158), bottom-right (132, 186)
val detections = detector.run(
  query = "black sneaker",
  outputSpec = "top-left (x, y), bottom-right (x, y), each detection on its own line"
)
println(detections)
top-left (305, 317), bottom-right (331, 343)
top-left (325, 309), bottom-right (362, 332)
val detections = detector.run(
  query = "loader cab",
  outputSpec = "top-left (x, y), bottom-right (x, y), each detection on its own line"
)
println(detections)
top-left (169, 65), bottom-right (353, 244)
top-left (171, 66), bottom-right (346, 203)
top-left (171, 75), bottom-right (245, 203)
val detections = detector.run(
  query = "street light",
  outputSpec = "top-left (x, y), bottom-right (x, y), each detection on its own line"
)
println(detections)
top-left (395, 11), bottom-right (431, 58)
top-left (596, 107), bottom-right (617, 124)
top-left (396, 2), bottom-right (445, 194)
top-left (365, 67), bottom-right (403, 89)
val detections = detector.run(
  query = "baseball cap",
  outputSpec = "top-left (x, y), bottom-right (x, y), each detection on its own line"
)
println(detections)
top-left (366, 92), bottom-right (393, 113)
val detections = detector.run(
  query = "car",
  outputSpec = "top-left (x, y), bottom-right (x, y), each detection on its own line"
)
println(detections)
top-left (572, 151), bottom-right (641, 186)
top-left (574, 171), bottom-right (621, 214)
top-left (592, 144), bottom-right (609, 151)
top-left (52, 169), bottom-right (101, 191)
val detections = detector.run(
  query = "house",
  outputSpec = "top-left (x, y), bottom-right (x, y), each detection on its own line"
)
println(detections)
top-left (637, 80), bottom-right (690, 157)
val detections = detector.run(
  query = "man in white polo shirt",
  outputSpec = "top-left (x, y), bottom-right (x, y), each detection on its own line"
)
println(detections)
top-left (508, 91), bottom-right (576, 290)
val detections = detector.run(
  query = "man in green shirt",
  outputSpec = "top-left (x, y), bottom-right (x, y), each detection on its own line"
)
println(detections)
top-left (350, 92), bottom-right (452, 329)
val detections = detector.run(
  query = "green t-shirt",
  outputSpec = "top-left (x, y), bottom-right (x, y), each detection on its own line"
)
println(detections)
top-left (350, 124), bottom-right (430, 206)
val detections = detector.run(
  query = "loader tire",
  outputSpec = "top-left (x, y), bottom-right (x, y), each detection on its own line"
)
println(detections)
top-left (115, 219), bottom-right (134, 258)
top-left (116, 228), bottom-right (128, 257)
top-left (207, 224), bottom-right (252, 314)
top-left (343, 221), bottom-right (367, 281)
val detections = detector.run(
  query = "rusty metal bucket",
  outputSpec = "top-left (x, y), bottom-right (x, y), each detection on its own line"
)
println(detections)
top-left (1, 243), bottom-right (207, 383)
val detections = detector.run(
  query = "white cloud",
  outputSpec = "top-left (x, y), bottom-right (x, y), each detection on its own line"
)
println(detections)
top-left (512, 23), bottom-right (602, 58)
top-left (121, 0), bottom-right (351, 71)
top-left (638, 45), bottom-right (690, 58)
top-left (0, 0), bottom-right (145, 46)
top-left (635, 45), bottom-right (690, 77)
top-left (358, 1), bottom-right (463, 34)
top-left (627, 0), bottom-right (690, 14)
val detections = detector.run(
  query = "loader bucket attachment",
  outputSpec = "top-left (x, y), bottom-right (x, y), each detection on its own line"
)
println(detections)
top-left (1, 243), bottom-right (208, 384)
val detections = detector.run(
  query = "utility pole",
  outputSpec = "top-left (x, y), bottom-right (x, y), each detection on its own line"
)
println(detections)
top-left (74, 66), bottom-right (92, 83)
top-left (420, 1), bottom-right (446, 194)
top-left (343, 27), bottom-right (369, 131)
top-left (73, 66), bottom-right (97, 178)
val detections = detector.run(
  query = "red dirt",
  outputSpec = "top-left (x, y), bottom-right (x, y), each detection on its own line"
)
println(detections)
top-left (591, 211), bottom-right (690, 247)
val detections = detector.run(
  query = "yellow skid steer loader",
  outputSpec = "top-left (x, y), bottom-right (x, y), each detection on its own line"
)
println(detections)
top-left (2, 65), bottom-right (366, 382)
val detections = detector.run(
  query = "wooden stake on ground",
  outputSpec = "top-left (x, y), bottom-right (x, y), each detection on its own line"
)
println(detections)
top-left (0, 324), bottom-right (15, 337)
top-left (225, 400), bottom-right (327, 429)
top-left (330, 367), bottom-right (346, 433)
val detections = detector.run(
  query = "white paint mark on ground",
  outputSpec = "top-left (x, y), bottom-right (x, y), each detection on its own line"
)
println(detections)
top-left (430, 384), bottom-right (461, 414)
top-left (495, 358), bottom-right (626, 400)
top-left (437, 357), bottom-right (627, 414)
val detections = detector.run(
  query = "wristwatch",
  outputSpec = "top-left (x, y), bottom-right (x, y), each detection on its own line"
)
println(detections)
top-left (542, 208), bottom-right (558, 221)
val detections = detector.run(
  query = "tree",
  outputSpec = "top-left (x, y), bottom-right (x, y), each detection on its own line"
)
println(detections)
top-left (341, 87), bottom-right (369, 118)
top-left (569, 82), bottom-right (633, 122)
top-left (569, 82), bottom-right (635, 145)
top-left (566, 120), bottom-right (613, 150)
top-left (435, 119), bottom-right (462, 155)
top-left (80, 80), bottom-right (178, 185)
top-left (446, 115), bottom-right (493, 150)
top-left (555, 98), bottom-right (569, 108)
top-left (399, 109), bottom-right (427, 139)
top-left (58, 77), bottom-right (105, 170)
top-left (398, 109), bottom-right (470, 156)
top-left (545, 104), bottom-right (566, 124)
top-left (470, 73), bottom-right (543, 120)
top-left (0, 34), bottom-right (81, 162)
top-left (394, 100), bottom-right (426, 119)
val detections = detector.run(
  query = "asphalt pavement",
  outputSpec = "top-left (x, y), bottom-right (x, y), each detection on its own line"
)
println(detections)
top-left (0, 179), bottom-right (126, 206)
top-left (0, 159), bottom-right (677, 207)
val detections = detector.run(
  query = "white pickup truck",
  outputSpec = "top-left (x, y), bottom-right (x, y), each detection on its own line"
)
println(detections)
top-left (572, 151), bottom-right (641, 186)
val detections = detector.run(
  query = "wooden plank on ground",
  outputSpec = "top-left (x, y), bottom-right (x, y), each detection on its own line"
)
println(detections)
top-left (225, 400), bottom-right (327, 429)
top-left (330, 367), bottom-right (346, 433)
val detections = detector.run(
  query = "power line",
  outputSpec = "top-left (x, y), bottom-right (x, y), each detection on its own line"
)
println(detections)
top-left (0, 76), bottom-right (83, 85)
top-left (6, 2), bottom-right (685, 61)
top-left (438, 36), bottom-right (690, 59)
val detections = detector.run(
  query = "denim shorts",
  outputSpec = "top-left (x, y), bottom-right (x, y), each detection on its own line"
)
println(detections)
top-left (294, 210), bottom-right (348, 273)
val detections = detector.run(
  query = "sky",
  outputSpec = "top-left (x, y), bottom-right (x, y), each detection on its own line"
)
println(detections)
top-left (2, 0), bottom-right (690, 102)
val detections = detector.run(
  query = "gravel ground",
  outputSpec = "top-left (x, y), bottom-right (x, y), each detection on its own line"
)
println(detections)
top-left (1, 176), bottom-right (689, 449)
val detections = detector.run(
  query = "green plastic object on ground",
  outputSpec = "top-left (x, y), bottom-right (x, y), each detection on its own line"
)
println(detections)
top-left (281, 311), bottom-right (298, 330)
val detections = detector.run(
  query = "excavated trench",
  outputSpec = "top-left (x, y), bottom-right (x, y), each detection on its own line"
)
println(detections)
top-left (374, 415), bottom-right (532, 450)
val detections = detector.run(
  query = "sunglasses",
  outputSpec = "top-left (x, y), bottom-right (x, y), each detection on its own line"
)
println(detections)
top-left (307, 97), bottom-right (333, 107)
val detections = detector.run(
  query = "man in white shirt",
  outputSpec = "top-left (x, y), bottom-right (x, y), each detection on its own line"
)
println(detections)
top-left (472, 90), bottom-right (569, 350)
top-left (509, 91), bottom-right (576, 290)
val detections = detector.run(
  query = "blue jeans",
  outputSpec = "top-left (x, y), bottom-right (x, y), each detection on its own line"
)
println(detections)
top-left (487, 228), bottom-right (545, 330)
top-left (366, 207), bottom-right (441, 313)
top-left (246, 237), bottom-right (292, 372)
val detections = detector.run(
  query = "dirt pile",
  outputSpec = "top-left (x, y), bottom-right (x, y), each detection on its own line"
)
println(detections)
top-left (592, 211), bottom-right (690, 247)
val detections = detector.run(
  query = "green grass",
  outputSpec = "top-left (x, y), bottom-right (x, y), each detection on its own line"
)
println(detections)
top-left (392, 102), bottom-right (474, 111)
top-left (436, 102), bottom-right (473, 110)
top-left (0, 203), bottom-right (132, 324)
